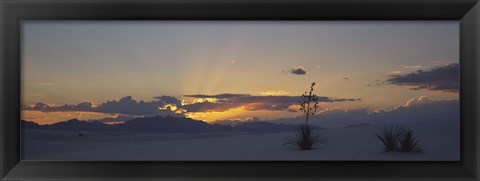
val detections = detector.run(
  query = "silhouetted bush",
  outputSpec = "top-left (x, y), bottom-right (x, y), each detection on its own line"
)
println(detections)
top-left (375, 124), bottom-right (422, 152)
top-left (375, 125), bottom-right (406, 152)
top-left (399, 130), bottom-right (422, 152)
top-left (286, 82), bottom-right (325, 150)
top-left (286, 125), bottom-right (327, 150)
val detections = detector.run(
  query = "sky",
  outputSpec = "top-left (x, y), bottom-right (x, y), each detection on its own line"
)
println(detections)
top-left (21, 21), bottom-right (459, 124)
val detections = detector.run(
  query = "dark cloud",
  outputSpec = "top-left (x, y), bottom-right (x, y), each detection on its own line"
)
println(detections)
top-left (153, 95), bottom-right (182, 105)
top-left (243, 103), bottom-right (294, 111)
top-left (219, 95), bottom-right (299, 104)
top-left (95, 96), bottom-right (165, 115)
top-left (331, 98), bottom-right (363, 102)
top-left (290, 66), bottom-right (306, 75)
top-left (22, 93), bottom-right (361, 115)
top-left (22, 102), bottom-right (96, 112)
top-left (22, 96), bottom-right (183, 116)
top-left (387, 63), bottom-right (459, 93)
top-left (182, 94), bottom-right (360, 112)
top-left (216, 95), bottom-right (358, 104)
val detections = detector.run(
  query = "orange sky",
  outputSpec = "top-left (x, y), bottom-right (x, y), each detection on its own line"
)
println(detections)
top-left (21, 21), bottom-right (459, 124)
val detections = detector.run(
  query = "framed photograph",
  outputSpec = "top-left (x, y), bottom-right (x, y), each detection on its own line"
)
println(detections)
top-left (1, 0), bottom-right (479, 180)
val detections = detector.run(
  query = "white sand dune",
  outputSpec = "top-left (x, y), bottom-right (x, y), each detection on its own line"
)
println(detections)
top-left (22, 119), bottom-right (459, 161)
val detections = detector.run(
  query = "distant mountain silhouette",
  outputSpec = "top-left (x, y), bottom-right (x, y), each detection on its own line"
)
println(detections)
top-left (21, 116), bottom-right (297, 133)
top-left (47, 119), bottom-right (114, 131)
top-left (118, 116), bottom-right (231, 133)
top-left (21, 120), bottom-right (41, 129)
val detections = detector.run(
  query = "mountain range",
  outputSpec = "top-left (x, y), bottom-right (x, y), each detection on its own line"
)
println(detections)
top-left (21, 116), bottom-right (298, 133)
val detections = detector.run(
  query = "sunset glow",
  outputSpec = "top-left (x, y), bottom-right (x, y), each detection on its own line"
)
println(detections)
top-left (21, 21), bottom-right (459, 125)
top-left (22, 110), bottom-right (117, 125)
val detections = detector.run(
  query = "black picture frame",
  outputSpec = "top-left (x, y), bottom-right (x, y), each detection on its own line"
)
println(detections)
top-left (1, 0), bottom-right (479, 180)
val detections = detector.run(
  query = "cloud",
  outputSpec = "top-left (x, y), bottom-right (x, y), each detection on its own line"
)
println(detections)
top-left (94, 96), bottom-right (169, 115)
top-left (153, 95), bottom-right (183, 106)
top-left (290, 66), bottom-right (306, 75)
top-left (184, 94), bottom-right (249, 99)
top-left (270, 96), bottom-right (459, 128)
top-left (182, 101), bottom-right (238, 112)
top-left (366, 80), bottom-right (387, 87)
top-left (217, 95), bottom-right (359, 104)
top-left (22, 102), bottom-right (96, 112)
top-left (22, 96), bottom-right (184, 116)
top-left (398, 95), bottom-right (431, 108)
top-left (404, 65), bottom-right (422, 69)
top-left (387, 63), bottom-right (459, 93)
top-left (388, 70), bottom-right (403, 75)
top-left (182, 94), bottom-right (360, 113)
top-left (22, 93), bottom-right (361, 117)
top-left (373, 95), bottom-right (432, 113)
top-left (260, 90), bottom-right (289, 96)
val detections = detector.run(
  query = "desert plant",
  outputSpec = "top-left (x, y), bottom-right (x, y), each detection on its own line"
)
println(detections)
top-left (286, 125), bottom-right (327, 150)
top-left (399, 130), bottom-right (422, 152)
top-left (286, 82), bottom-right (326, 150)
top-left (299, 82), bottom-right (320, 126)
top-left (375, 125), bottom-right (406, 152)
top-left (375, 124), bottom-right (422, 152)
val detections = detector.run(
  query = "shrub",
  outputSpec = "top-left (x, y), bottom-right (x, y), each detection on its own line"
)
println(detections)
top-left (375, 125), bottom-right (406, 152)
top-left (399, 130), bottom-right (422, 152)
top-left (286, 82), bottom-right (326, 150)
top-left (286, 125), bottom-right (327, 150)
top-left (375, 124), bottom-right (422, 152)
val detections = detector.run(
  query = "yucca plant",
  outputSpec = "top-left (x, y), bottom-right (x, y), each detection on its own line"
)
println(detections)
top-left (286, 82), bottom-right (327, 150)
top-left (399, 130), bottom-right (422, 152)
top-left (375, 125), bottom-right (407, 152)
top-left (375, 124), bottom-right (422, 152)
top-left (287, 125), bottom-right (327, 150)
